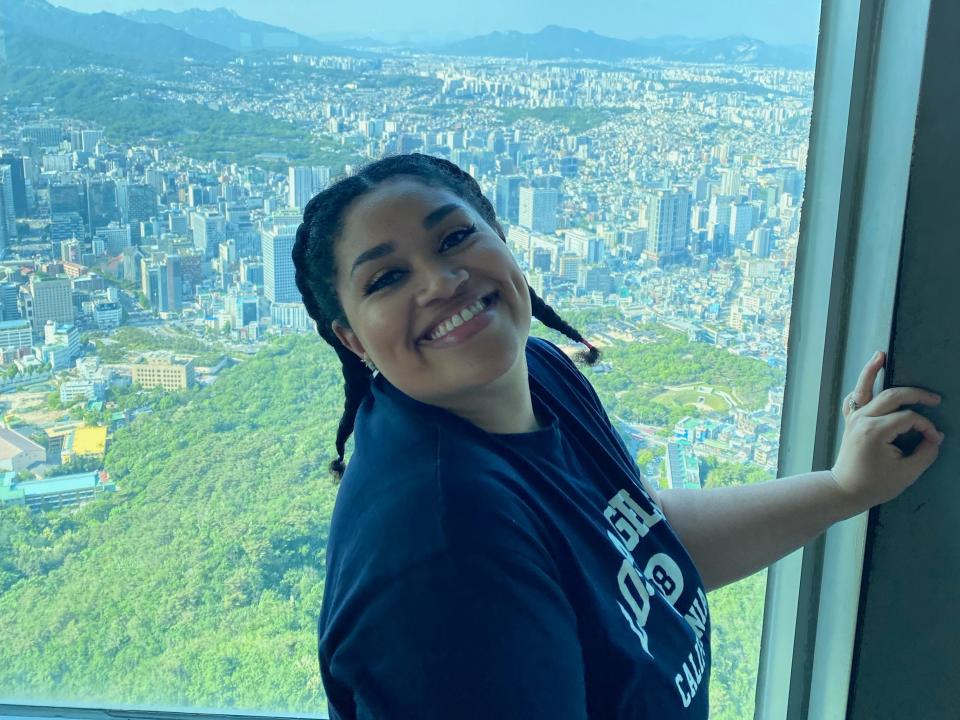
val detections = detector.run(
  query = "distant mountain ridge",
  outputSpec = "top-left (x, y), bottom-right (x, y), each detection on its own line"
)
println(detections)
top-left (1, 1), bottom-right (815, 71)
top-left (122, 7), bottom-right (351, 56)
top-left (436, 25), bottom-right (815, 69)
top-left (1, 0), bottom-right (234, 67)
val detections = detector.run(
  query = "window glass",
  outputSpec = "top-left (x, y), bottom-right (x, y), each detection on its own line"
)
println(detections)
top-left (0, 2), bottom-right (821, 718)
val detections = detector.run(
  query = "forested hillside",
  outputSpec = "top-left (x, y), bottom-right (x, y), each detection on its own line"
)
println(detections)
top-left (1, 330), bottom-right (770, 716)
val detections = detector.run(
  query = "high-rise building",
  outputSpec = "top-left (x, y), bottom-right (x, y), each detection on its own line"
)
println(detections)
top-left (140, 258), bottom-right (161, 310)
top-left (95, 223), bottom-right (132, 256)
top-left (708, 195), bottom-right (735, 226)
top-left (563, 228), bottom-right (592, 260)
top-left (558, 253), bottom-right (582, 283)
top-left (288, 166), bottom-right (331, 213)
top-left (749, 226), bottom-right (773, 258)
top-left (0, 166), bottom-right (14, 254)
top-left (240, 258), bottom-right (264, 288)
top-left (154, 254), bottom-right (183, 312)
top-left (80, 130), bottom-right (103, 153)
top-left (85, 178), bottom-right (119, 234)
top-left (0, 283), bottom-right (21, 321)
top-left (28, 276), bottom-right (74, 335)
top-left (262, 224), bottom-right (299, 304)
top-left (116, 182), bottom-right (157, 228)
top-left (20, 125), bottom-right (62, 148)
top-left (729, 201), bottom-right (757, 247)
top-left (50, 183), bottom-right (84, 217)
top-left (0, 156), bottom-right (27, 217)
top-left (644, 189), bottom-right (691, 267)
top-left (190, 208), bottom-right (226, 259)
top-left (494, 175), bottom-right (525, 225)
top-left (518, 186), bottom-right (559, 234)
top-left (50, 213), bottom-right (85, 244)
top-left (720, 167), bottom-right (742, 196)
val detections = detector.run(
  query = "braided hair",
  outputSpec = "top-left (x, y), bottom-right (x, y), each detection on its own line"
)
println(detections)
top-left (292, 152), bottom-right (601, 483)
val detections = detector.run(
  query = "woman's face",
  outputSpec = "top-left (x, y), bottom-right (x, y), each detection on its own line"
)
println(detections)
top-left (331, 177), bottom-right (533, 406)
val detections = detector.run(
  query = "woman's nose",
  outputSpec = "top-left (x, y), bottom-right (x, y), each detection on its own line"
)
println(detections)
top-left (417, 266), bottom-right (469, 304)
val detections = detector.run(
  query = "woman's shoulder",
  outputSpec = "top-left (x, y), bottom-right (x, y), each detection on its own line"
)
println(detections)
top-left (327, 422), bottom-right (551, 593)
top-left (526, 334), bottom-right (607, 416)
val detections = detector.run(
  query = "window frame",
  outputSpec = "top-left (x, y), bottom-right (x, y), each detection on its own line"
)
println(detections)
top-left (0, 1), bottom-right (935, 719)
top-left (754, 0), bottom-right (933, 718)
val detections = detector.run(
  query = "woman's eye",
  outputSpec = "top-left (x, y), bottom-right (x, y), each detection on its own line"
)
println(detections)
top-left (363, 224), bottom-right (478, 296)
top-left (440, 223), bottom-right (477, 251)
top-left (364, 270), bottom-right (401, 295)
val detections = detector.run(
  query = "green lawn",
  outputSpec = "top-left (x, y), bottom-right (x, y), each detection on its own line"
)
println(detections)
top-left (653, 387), bottom-right (731, 413)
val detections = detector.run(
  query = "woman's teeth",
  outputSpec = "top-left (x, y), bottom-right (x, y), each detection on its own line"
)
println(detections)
top-left (427, 296), bottom-right (490, 341)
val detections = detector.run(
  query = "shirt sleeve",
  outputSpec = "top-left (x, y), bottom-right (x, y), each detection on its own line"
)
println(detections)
top-left (324, 546), bottom-right (589, 720)
top-left (532, 336), bottom-right (607, 417)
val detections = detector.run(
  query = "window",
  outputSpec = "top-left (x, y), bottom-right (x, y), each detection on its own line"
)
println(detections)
top-left (0, 1), bottom-right (931, 719)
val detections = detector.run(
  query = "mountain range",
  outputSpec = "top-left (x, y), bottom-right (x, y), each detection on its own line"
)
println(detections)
top-left (435, 25), bottom-right (815, 68)
top-left (122, 7), bottom-right (350, 56)
top-left (0, 0), bottom-right (816, 71)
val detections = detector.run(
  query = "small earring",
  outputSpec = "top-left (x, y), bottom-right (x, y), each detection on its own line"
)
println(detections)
top-left (362, 354), bottom-right (378, 373)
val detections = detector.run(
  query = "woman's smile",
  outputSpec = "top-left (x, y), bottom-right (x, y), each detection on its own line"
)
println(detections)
top-left (417, 292), bottom-right (499, 349)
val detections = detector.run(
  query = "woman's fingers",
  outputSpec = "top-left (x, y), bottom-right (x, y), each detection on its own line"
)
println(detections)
top-left (843, 351), bottom-right (886, 420)
top-left (873, 410), bottom-right (944, 476)
top-left (852, 350), bottom-right (886, 406)
top-left (875, 409), bottom-right (943, 446)
top-left (863, 386), bottom-right (942, 417)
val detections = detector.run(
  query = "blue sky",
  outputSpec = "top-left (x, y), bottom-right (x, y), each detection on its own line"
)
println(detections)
top-left (51, 0), bottom-right (822, 46)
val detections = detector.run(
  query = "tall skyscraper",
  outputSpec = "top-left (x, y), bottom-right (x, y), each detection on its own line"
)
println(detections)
top-left (288, 166), bottom-right (331, 214)
top-left (0, 166), bottom-right (15, 254)
top-left (494, 175), bottom-right (525, 225)
top-left (158, 254), bottom-right (183, 312)
top-left (645, 189), bottom-right (692, 267)
top-left (262, 224), bottom-right (299, 304)
top-left (720, 167), bottom-right (742, 196)
top-left (518, 186), bottom-right (559, 234)
top-left (0, 155), bottom-right (27, 217)
top-left (729, 201), bottom-right (757, 247)
top-left (749, 226), bottom-right (773, 258)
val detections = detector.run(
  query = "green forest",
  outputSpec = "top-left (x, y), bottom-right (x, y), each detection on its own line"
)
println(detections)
top-left (8, 69), bottom-right (358, 172)
top-left (0, 330), bottom-right (776, 718)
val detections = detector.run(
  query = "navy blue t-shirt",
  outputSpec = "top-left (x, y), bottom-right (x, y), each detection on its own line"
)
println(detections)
top-left (317, 335), bottom-right (711, 719)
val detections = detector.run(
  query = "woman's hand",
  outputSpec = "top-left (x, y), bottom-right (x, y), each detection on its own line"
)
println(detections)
top-left (830, 350), bottom-right (945, 515)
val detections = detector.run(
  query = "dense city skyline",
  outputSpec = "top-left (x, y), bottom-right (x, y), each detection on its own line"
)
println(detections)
top-left (50, 0), bottom-right (822, 46)
top-left (1, 5), bottom-right (819, 713)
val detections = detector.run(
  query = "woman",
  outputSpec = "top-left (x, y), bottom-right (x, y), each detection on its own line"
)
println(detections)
top-left (292, 153), bottom-right (944, 719)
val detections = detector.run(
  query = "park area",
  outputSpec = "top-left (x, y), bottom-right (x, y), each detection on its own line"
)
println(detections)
top-left (653, 383), bottom-right (742, 413)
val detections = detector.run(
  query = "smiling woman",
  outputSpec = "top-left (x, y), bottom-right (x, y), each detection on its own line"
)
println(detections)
top-left (291, 153), bottom-right (728, 720)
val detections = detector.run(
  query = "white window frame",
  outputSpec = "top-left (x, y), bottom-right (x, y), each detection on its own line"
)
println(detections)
top-left (755, 0), bottom-right (932, 718)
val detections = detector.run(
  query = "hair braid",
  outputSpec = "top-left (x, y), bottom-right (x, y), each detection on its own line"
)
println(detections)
top-left (528, 286), bottom-right (601, 364)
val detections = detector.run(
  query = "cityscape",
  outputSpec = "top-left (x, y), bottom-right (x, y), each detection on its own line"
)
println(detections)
top-left (0, 1), bottom-right (818, 718)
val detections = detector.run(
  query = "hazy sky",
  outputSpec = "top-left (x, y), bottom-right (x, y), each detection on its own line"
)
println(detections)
top-left (50, 0), bottom-right (822, 46)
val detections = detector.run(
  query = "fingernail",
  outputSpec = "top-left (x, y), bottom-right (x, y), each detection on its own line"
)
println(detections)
top-left (872, 351), bottom-right (882, 362)
top-left (938, 432), bottom-right (945, 444)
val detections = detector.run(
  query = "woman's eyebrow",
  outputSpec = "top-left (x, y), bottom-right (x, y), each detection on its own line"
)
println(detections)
top-left (422, 202), bottom-right (461, 229)
top-left (349, 203), bottom-right (464, 278)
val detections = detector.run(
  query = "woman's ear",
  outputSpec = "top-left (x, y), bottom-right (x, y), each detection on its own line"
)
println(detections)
top-left (331, 319), bottom-right (366, 362)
